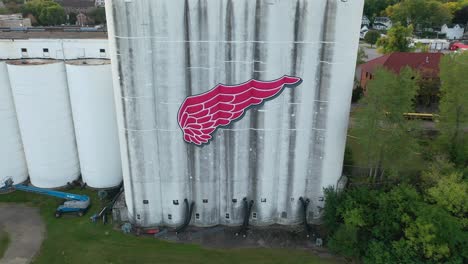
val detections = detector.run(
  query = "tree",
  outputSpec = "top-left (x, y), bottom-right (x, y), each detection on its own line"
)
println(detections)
top-left (39, 5), bottom-right (65, 26)
top-left (68, 12), bottom-right (77, 25)
top-left (437, 52), bottom-right (468, 166)
top-left (376, 24), bottom-right (413, 54)
top-left (323, 185), bottom-right (468, 263)
top-left (364, 30), bottom-right (380, 48)
top-left (427, 172), bottom-right (468, 221)
top-left (353, 67), bottom-right (420, 182)
top-left (356, 47), bottom-right (368, 66)
top-left (364, 0), bottom-right (401, 21)
top-left (21, 0), bottom-right (65, 26)
top-left (386, 0), bottom-right (452, 29)
top-left (453, 5), bottom-right (468, 24)
top-left (88, 7), bottom-right (106, 25)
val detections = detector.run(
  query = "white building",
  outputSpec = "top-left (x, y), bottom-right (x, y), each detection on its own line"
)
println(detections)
top-left (360, 25), bottom-right (369, 39)
top-left (95, 0), bottom-right (105, 7)
top-left (362, 15), bottom-right (370, 27)
top-left (0, 31), bottom-right (109, 60)
top-left (441, 24), bottom-right (465, 40)
top-left (373, 17), bottom-right (392, 31)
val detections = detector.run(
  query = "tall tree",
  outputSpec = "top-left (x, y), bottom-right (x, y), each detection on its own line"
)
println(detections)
top-left (453, 5), bottom-right (468, 24)
top-left (88, 7), bottom-right (106, 25)
top-left (386, 0), bottom-right (452, 29)
top-left (364, 30), bottom-right (381, 48)
top-left (376, 24), bottom-right (413, 54)
top-left (437, 52), bottom-right (468, 166)
top-left (353, 67), bottom-right (420, 182)
top-left (364, 0), bottom-right (401, 20)
top-left (21, 0), bottom-right (65, 26)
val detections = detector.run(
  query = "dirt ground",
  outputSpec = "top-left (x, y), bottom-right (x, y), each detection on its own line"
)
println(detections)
top-left (150, 224), bottom-right (343, 261)
top-left (0, 204), bottom-right (45, 264)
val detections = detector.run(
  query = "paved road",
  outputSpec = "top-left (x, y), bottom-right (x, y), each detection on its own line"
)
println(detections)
top-left (0, 204), bottom-right (45, 264)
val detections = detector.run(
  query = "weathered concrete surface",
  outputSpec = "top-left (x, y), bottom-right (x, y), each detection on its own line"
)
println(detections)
top-left (0, 204), bottom-right (45, 264)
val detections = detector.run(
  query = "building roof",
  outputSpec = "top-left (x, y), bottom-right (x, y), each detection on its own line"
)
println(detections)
top-left (361, 52), bottom-right (443, 78)
top-left (0, 30), bottom-right (107, 39)
top-left (56, 0), bottom-right (95, 8)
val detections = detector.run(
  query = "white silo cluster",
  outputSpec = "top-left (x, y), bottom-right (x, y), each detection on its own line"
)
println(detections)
top-left (0, 59), bottom-right (122, 189)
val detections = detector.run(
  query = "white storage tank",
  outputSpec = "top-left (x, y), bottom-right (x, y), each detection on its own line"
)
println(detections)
top-left (66, 59), bottom-right (122, 189)
top-left (7, 59), bottom-right (80, 188)
top-left (0, 61), bottom-right (28, 185)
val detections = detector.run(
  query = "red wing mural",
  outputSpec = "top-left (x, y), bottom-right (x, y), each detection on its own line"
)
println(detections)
top-left (177, 75), bottom-right (303, 145)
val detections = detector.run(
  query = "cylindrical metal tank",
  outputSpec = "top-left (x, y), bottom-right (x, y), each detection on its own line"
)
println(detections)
top-left (7, 59), bottom-right (80, 188)
top-left (0, 61), bottom-right (28, 185)
top-left (106, 0), bottom-right (364, 227)
top-left (66, 59), bottom-right (122, 189)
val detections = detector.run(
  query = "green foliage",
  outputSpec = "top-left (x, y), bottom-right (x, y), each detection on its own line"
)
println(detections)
top-left (453, 5), bottom-right (468, 24)
top-left (420, 157), bottom-right (456, 189)
top-left (353, 67), bottom-right (420, 182)
top-left (324, 184), bottom-right (468, 263)
top-left (88, 7), bottom-right (106, 25)
top-left (416, 76), bottom-right (439, 108)
top-left (68, 12), bottom-right (77, 25)
top-left (356, 47), bottom-right (368, 66)
top-left (364, 30), bottom-right (380, 47)
top-left (427, 172), bottom-right (468, 220)
top-left (21, 0), bottom-right (65, 26)
top-left (0, 230), bottom-right (10, 260)
top-left (386, 0), bottom-right (452, 28)
top-left (364, 0), bottom-right (401, 20)
top-left (328, 225), bottom-right (361, 258)
top-left (376, 24), bottom-right (413, 54)
top-left (437, 52), bottom-right (468, 166)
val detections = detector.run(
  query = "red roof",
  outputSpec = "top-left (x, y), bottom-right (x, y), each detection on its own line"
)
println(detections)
top-left (361, 52), bottom-right (443, 78)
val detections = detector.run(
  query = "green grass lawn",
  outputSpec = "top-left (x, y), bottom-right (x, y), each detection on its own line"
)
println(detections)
top-left (0, 229), bottom-right (10, 259)
top-left (0, 189), bottom-right (340, 264)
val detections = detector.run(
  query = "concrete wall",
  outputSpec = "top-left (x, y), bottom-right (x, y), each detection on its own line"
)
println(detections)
top-left (107, 0), bottom-right (364, 227)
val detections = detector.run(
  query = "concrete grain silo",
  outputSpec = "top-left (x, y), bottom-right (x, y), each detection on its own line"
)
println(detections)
top-left (0, 61), bottom-right (28, 185)
top-left (7, 60), bottom-right (80, 188)
top-left (106, 0), bottom-right (364, 227)
top-left (66, 59), bottom-right (123, 189)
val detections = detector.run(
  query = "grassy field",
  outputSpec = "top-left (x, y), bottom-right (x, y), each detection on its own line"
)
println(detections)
top-left (0, 189), bottom-right (340, 264)
top-left (0, 229), bottom-right (10, 259)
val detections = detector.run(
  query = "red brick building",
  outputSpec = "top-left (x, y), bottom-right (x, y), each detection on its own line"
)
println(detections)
top-left (360, 52), bottom-right (443, 91)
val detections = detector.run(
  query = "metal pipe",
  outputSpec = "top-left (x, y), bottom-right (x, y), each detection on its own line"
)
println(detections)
top-left (175, 199), bottom-right (195, 234)
top-left (299, 197), bottom-right (312, 238)
top-left (236, 198), bottom-right (254, 237)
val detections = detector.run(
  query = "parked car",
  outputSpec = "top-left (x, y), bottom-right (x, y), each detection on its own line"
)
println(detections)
top-left (449, 42), bottom-right (468, 51)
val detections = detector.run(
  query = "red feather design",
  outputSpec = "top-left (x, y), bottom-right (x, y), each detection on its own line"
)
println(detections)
top-left (178, 75), bottom-right (302, 145)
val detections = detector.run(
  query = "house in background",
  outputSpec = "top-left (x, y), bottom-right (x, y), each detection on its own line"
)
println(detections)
top-left (360, 25), bottom-right (369, 39)
top-left (373, 17), bottom-right (392, 31)
top-left (362, 15), bottom-right (370, 27)
top-left (440, 24), bottom-right (465, 40)
top-left (360, 53), bottom-right (443, 91)
top-left (95, 0), bottom-right (105, 7)
top-left (0, 14), bottom-right (31, 27)
top-left (360, 52), bottom-right (444, 110)
top-left (55, 0), bottom-right (95, 14)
